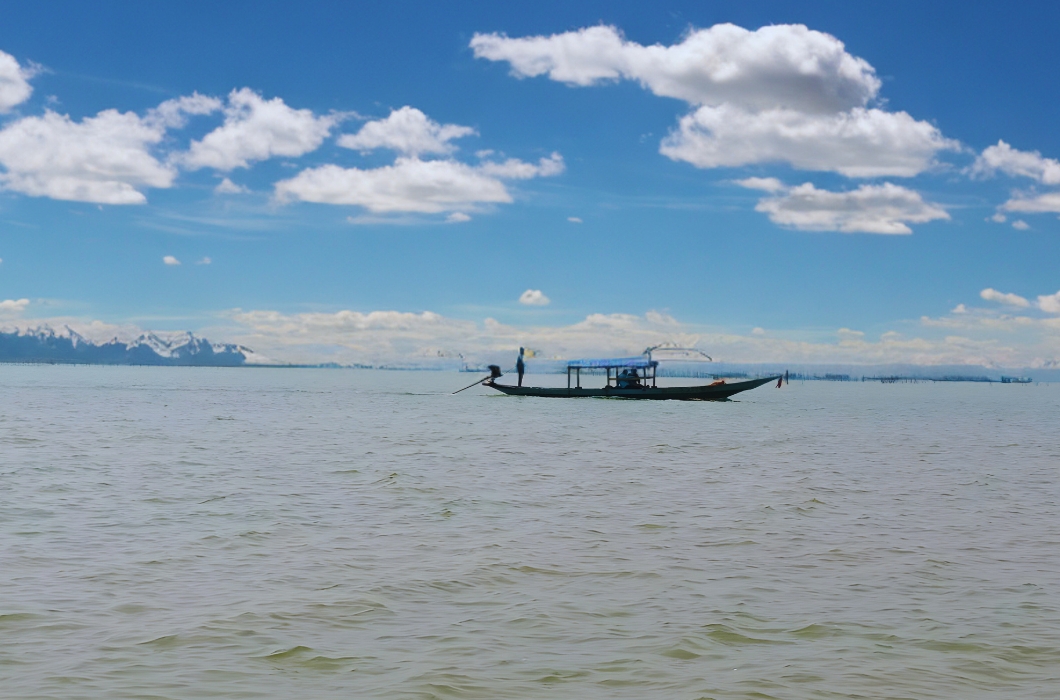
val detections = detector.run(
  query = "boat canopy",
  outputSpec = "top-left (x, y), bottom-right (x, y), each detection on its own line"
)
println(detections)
top-left (567, 356), bottom-right (658, 370)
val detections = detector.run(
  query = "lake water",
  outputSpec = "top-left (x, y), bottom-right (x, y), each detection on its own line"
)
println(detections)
top-left (1, 366), bottom-right (1058, 699)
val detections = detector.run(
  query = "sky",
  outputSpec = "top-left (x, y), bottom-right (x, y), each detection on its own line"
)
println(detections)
top-left (1, 1), bottom-right (1059, 367)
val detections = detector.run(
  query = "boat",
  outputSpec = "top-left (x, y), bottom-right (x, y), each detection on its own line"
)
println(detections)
top-left (482, 353), bottom-right (781, 400)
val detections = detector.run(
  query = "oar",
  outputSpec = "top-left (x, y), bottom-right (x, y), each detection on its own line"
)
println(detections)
top-left (452, 365), bottom-right (505, 394)
top-left (453, 375), bottom-right (491, 394)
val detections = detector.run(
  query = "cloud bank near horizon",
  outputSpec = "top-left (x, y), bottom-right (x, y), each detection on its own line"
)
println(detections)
top-left (7, 283), bottom-right (1058, 369)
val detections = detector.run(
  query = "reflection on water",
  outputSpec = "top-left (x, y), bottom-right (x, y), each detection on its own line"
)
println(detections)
top-left (1, 367), bottom-right (1058, 698)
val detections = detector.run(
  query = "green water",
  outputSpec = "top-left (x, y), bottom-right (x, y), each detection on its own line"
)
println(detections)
top-left (1, 367), bottom-right (1057, 698)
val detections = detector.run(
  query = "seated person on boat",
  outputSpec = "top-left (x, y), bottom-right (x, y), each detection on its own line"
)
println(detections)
top-left (616, 368), bottom-right (643, 388)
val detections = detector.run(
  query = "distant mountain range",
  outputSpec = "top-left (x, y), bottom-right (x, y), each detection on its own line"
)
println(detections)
top-left (0, 325), bottom-right (257, 366)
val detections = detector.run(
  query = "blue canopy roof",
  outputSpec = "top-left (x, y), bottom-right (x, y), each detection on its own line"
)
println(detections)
top-left (567, 356), bottom-right (657, 369)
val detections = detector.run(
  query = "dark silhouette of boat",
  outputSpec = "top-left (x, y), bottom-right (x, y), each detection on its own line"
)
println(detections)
top-left (479, 352), bottom-right (780, 400)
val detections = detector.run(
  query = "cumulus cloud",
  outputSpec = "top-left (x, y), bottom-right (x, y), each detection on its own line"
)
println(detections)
top-left (0, 50), bottom-right (33, 112)
top-left (477, 152), bottom-right (564, 178)
top-left (214, 177), bottom-right (249, 194)
top-left (1011, 219), bottom-right (1029, 230)
top-left (147, 92), bottom-right (222, 129)
top-left (754, 182), bottom-right (949, 234)
top-left (567, 216), bottom-right (583, 223)
top-left (163, 255), bottom-right (181, 266)
top-left (275, 103), bottom-right (562, 217)
top-left (0, 298), bottom-right (29, 314)
top-left (0, 108), bottom-right (176, 204)
top-left (1000, 192), bottom-right (1060, 215)
top-left (337, 106), bottom-right (475, 156)
top-left (980, 288), bottom-right (1030, 308)
top-left (275, 154), bottom-right (562, 214)
top-left (1038, 291), bottom-right (1060, 315)
top-left (0, 90), bottom-right (227, 204)
top-left (661, 105), bottom-right (955, 177)
top-left (971, 140), bottom-right (1060, 184)
top-left (473, 24), bottom-right (954, 179)
top-left (471, 24), bottom-right (879, 113)
top-left (275, 158), bottom-right (511, 213)
top-left (734, 176), bottom-right (786, 192)
top-left (179, 88), bottom-right (337, 170)
top-left (519, 289), bottom-right (550, 306)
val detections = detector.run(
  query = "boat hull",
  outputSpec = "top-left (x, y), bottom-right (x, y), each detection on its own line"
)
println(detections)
top-left (485, 375), bottom-right (780, 400)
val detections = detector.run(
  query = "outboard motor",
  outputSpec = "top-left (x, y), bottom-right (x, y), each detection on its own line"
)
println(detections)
top-left (487, 365), bottom-right (503, 382)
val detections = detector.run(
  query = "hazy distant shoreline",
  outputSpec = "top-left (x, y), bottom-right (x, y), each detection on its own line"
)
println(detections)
top-left (2, 357), bottom-right (1056, 382)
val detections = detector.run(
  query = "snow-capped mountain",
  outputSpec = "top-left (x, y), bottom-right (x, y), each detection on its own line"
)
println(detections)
top-left (0, 324), bottom-right (259, 366)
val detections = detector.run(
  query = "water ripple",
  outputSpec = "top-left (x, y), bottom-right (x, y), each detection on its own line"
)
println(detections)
top-left (1, 367), bottom-right (1058, 698)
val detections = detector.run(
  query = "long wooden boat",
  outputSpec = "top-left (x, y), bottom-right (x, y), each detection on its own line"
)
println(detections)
top-left (487, 375), bottom-right (779, 400)
top-left (479, 353), bottom-right (780, 400)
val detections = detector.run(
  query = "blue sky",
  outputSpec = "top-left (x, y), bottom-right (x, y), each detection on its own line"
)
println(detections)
top-left (1, 1), bottom-right (1059, 366)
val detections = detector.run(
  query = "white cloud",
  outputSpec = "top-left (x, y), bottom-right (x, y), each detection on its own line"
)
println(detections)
top-left (734, 176), bottom-right (786, 192)
top-left (163, 255), bottom-right (181, 266)
top-left (275, 158), bottom-right (511, 213)
top-left (473, 24), bottom-right (956, 180)
top-left (754, 182), bottom-right (949, 234)
top-left (279, 105), bottom-right (562, 217)
top-left (980, 288), bottom-right (1030, 308)
top-left (478, 152), bottom-right (565, 178)
top-left (1038, 291), bottom-right (1060, 315)
top-left (1011, 219), bottom-right (1029, 230)
top-left (471, 24), bottom-right (879, 113)
top-left (661, 105), bottom-right (955, 177)
top-left (0, 50), bottom-right (33, 112)
top-left (0, 298), bottom-right (29, 314)
top-left (196, 256), bottom-right (212, 265)
top-left (337, 106), bottom-right (475, 156)
top-left (519, 289), bottom-right (550, 306)
top-left (990, 212), bottom-right (1007, 223)
top-left (971, 140), bottom-right (1060, 184)
top-left (1000, 192), bottom-right (1060, 215)
top-left (179, 88), bottom-right (336, 171)
top-left (214, 177), bottom-right (249, 194)
top-left (147, 92), bottom-right (222, 129)
top-left (275, 154), bottom-right (562, 214)
top-left (567, 216), bottom-right (583, 223)
top-left (0, 108), bottom-right (176, 204)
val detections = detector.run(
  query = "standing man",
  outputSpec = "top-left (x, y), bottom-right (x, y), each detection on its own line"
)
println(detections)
top-left (516, 347), bottom-right (525, 387)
